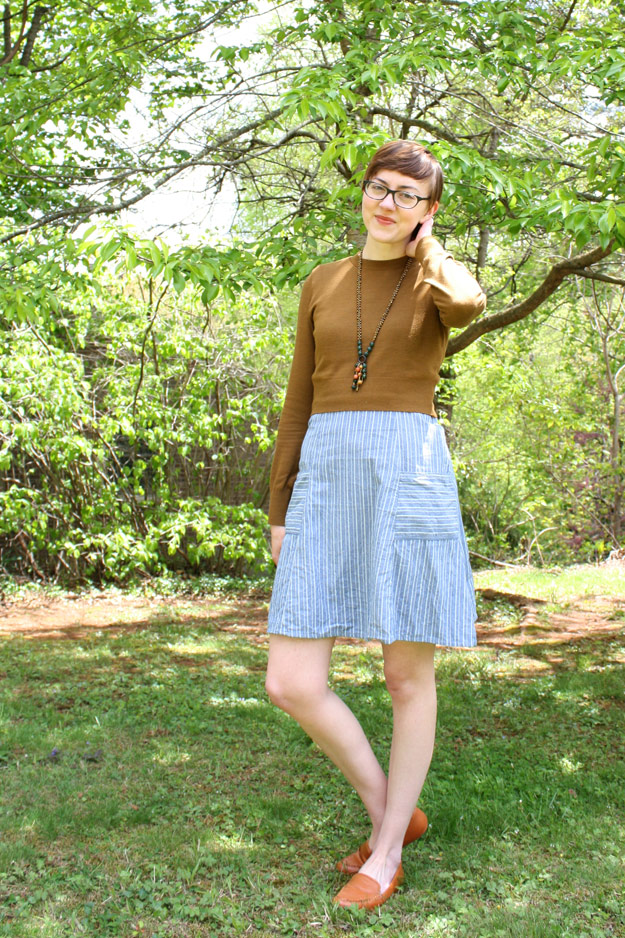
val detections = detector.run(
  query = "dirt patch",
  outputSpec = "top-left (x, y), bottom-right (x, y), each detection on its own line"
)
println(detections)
top-left (0, 593), bottom-right (269, 642)
top-left (477, 591), bottom-right (625, 649)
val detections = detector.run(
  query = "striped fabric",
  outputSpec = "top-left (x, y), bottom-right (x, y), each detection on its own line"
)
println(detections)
top-left (267, 411), bottom-right (477, 647)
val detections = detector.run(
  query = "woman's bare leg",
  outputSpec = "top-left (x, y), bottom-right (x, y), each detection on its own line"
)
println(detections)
top-left (357, 641), bottom-right (437, 891)
top-left (265, 634), bottom-right (388, 834)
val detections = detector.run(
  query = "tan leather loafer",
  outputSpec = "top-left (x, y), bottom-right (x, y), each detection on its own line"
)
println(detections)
top-left (335, 840), bottom-right (372, 875)
top-left (335, 806), bottom-right (427, 874)
top-left (333, 863), bottom-right (404, 910)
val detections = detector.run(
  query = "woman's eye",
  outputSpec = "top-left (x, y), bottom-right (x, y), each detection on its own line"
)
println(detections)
top-left (370, 184), bottom-right (386, 195)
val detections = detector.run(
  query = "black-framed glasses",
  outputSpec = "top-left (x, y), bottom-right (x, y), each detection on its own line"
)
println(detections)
top-left (362, 179), bottom-right (430, 210)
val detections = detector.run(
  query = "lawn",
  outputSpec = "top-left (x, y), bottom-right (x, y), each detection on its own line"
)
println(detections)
top-left (1, 566), bottom-right (624, 937)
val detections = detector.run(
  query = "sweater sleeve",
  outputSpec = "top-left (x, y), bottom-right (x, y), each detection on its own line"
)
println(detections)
top-left (268, 275), bottom-right (315, 526)
top-left (414, 236), bottom-right (487, 328)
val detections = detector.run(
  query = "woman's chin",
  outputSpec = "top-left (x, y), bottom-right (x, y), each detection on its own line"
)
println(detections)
top-left (368, 227), bottom-right (405, 244)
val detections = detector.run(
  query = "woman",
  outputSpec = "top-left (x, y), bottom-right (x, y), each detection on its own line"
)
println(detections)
top-left (265, 139), bottom-right (486, 910)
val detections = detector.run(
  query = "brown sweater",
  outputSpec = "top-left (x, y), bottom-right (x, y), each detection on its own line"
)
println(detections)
top-left (268, 236), bottom-right (487, 525)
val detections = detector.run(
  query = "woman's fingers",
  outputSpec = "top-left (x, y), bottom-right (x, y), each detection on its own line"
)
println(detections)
top-left (417, 216), bottom-right (434, 240)
top-left (405, 216), bottom-right (435, 255)
top-left (270, 525), bottom-right (286, 565)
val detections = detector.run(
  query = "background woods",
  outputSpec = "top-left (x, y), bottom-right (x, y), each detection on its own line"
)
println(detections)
top-left (1, 0), bottom-right (624, 580)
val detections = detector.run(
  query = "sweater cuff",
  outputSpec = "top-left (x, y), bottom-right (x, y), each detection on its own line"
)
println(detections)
top-left (268, 492), bottom-right (289, 527)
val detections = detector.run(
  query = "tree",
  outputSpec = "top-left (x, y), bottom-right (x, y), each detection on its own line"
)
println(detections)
top-left (1, 0), bottom-right (256, 229)
top-left (2, 0), bottom-right (625, 579)
top-left (2, 0), bottom-right (624, 338)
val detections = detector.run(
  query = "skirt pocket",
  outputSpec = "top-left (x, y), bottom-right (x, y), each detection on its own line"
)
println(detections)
top-left (284, 472), bottom-right (311, 535)
top-left (394, 473), bottom-right (460, 540)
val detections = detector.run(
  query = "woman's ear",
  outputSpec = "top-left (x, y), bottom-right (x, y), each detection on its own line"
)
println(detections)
top-left (426, 200), bottom-right (440, 219)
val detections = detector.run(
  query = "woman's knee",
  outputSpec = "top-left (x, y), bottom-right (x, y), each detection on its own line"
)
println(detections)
top-left (265, 672), bottom-right (325, 715)
top-left (265, 636), bottom-right (333, 714)
top-left (265, 672), bottom-right (294, 711)
top-left (384, 670), bottom-right (421, 701)
top-left (383, 646), bottom-right (436, 701)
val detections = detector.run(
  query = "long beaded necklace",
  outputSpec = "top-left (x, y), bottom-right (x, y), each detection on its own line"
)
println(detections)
top-left (351, 252), bottom-right (413, 391)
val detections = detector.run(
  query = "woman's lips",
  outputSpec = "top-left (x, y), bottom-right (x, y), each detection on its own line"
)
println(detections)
top-left (375, 215), bottom-right (395, 225)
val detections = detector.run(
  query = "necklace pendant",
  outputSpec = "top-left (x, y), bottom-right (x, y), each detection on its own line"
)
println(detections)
top-left (352, 359), bottom-right (366, 391)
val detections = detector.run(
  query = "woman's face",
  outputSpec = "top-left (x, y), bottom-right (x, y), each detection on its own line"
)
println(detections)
top-left (361, 168), bottom-right (438, 248)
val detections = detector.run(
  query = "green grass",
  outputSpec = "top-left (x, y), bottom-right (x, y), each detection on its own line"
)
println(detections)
top-left (1, 570), bottom-right (624, 937)
top-left (474, 563), bottom-right (625, 604)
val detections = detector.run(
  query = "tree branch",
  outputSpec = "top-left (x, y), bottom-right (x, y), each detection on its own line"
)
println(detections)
top-left (558, 0), bottom-right (579, 33)
top-left (446, 241), bottom-right (618, 355)
top-left (0, 105), bottom-right (286, 244)
top-left (0, 0), bottom-right (28, 66)
top-left (368, 104), bottom-right (465, 145)
top-left (3, 3), bottom-right (11, 58)
top-left (572, 269), bottom-right (625, 287)
top-left (19, 4), bottom-right (49, 67)
top-left (476, 228), bottom-right (489, 281)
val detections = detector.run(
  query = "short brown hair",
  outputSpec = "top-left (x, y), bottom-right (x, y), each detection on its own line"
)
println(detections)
top-left (365, 140), bottom-right (443, 203)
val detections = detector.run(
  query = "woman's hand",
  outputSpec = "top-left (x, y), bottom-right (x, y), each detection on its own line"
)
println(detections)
top-left (270, 525), bottom-right (286, 565)
top-left (405, 215), bottom-right (435, 257)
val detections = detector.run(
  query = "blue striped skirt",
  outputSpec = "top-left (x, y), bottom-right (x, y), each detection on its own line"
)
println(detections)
top-left (267, 411), bottom-right (477, 647)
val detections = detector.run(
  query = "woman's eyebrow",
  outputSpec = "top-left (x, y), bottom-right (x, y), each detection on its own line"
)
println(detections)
top-left (373, 175), bottom-right (423, 192)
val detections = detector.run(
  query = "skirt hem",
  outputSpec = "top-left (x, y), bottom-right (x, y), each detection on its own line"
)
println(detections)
top-left (266, 623), bottom-right (478, 648)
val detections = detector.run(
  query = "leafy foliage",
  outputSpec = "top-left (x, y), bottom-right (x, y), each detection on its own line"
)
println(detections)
top-left (0, 269), bottom-right (290, 581)
top-left (452, 283), bottom-right (625, 563)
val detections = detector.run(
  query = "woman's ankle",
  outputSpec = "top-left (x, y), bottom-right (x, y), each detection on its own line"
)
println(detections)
top-left (366, 841), bottom-right (403, 869)
top-left (366, 813), bottom-right (385, 851)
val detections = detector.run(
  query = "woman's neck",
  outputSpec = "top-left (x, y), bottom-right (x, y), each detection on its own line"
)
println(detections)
top-left (361, 235), bottom-right (407, 261)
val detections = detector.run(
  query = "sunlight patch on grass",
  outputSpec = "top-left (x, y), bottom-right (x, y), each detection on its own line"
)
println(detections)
top-left (420, 915), bottom-right (461, 936)
top-left (164, 640), bottom-right (220, 655)
top-left (474, 564), bottom-right (625, 603)
top-left (205, 693), bottom-right (265, 708)
top-left (151, 747), bottom-right (192, 766)
top-left (558, 756), bottom-right (582, 775)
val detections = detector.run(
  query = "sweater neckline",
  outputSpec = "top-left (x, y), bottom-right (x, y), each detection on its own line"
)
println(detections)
top-left (348, 252), bottom-right (414, 272)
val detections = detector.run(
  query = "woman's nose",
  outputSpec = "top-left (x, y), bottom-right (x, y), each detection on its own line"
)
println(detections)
top-left (379, 191), bottom-right (395, 209)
